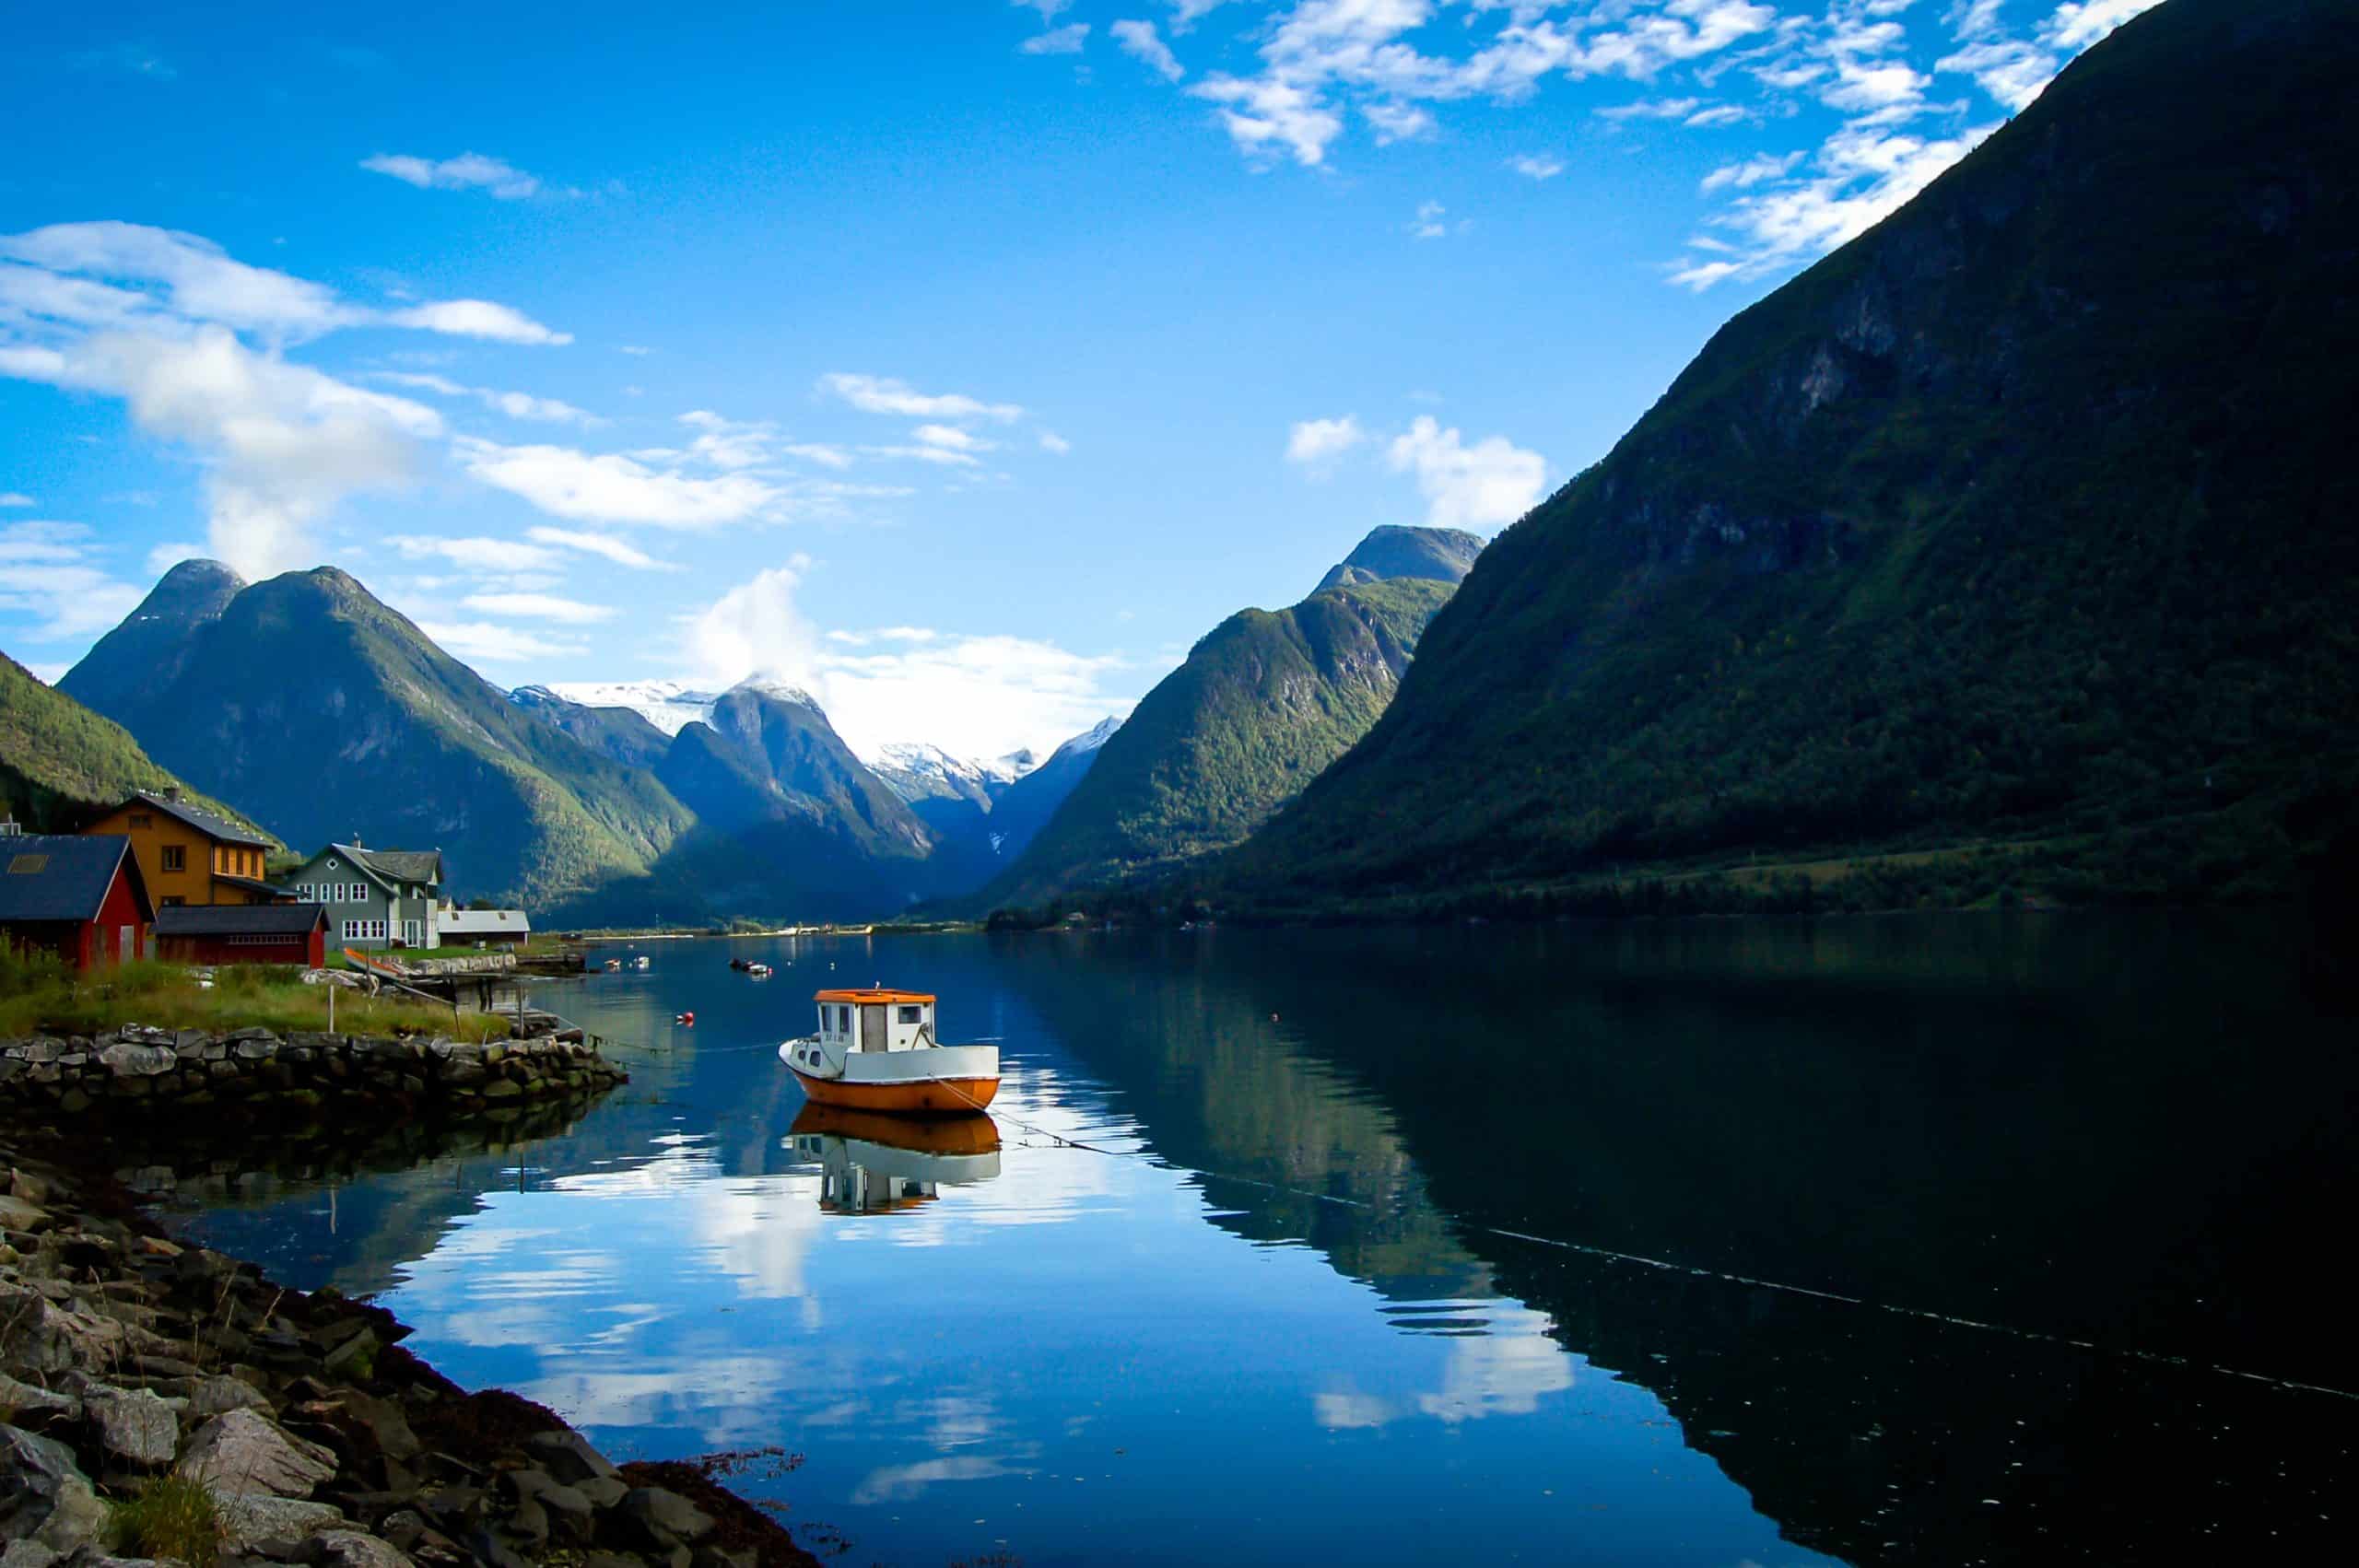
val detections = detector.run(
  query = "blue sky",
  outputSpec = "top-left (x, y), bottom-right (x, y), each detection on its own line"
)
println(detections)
top-left (0, 0), bottom-right (2157, 758)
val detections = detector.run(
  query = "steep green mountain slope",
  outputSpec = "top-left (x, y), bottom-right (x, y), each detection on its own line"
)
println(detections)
top-left (0, 651), bottom-right (262, 836)
top-left (510, 685), bottom-right (673, 769)
top-left (984, 569), bottom-right (1455, 909)
top-left (64, 568), bottom-right (694, 908)
top-left (57, 557), bottom-right (244, 720)
top-left (1224, 0), bottom-right (2359, 915)
top-left (649, 681), bottom-right (944, 918)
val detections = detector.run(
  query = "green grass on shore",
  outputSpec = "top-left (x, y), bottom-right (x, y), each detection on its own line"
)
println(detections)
top-left (0, 953), bottom-right (513, 1042)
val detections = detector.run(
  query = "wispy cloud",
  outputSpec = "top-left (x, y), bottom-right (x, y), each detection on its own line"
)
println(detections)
top-left (359, 152), bottom-right (552, 201)
top-left (817, 372), bottom-right (1023, 423)
top-left (1387, 415), bottom-right (1544, 531)
top-left (1020, 23), bottom-right (1091, 55)
top-left (1508, 153), bottom-right (1564, 180)
top-left (455, 439), bottom-right (780, 528)
top-left (524, 525), bottom-right (680, 571)
top-left (1112, 19), bottom-right (1185, 81)
top-left (0, 521), bottom-right (147, 640)
top-left (1285, 415), bottom-right (1364, 469)
top-left (460, 591), bottom-right (616, 624)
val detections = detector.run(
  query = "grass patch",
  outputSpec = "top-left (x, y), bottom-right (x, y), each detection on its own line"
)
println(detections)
top-left (108, 1473), bottom-right (222, 1568)
top-left (0, 951), bottom-right (512, 1041)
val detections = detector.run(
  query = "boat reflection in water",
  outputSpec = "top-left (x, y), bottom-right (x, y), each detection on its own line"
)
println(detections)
top-left (786, 1103), bottom-right (1003, 1215)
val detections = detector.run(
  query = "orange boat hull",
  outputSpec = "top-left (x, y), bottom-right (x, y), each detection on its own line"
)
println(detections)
top-left (791, 1066), bottom-right (1000, 1114)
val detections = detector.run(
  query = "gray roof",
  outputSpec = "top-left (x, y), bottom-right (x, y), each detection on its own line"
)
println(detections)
top-left (0, 835), bottom-right (147, 924)
top-left (440, 908), bottom-right (530, 934)
top-left (123, 790), bottom-right (273, 849)
top-left (347, 846), bottom-right (443, 887)
top-left (155, 904), bottom-right (327, 937)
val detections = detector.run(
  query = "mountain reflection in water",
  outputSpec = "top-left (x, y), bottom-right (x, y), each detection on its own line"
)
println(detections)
top-left (164, 916), bottom-right (2355, 1566)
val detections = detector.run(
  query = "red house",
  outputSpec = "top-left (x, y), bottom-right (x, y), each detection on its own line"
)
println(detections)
top-left (0, 833), bottom-right (153, 970)
top-left (153, 903), bottom-right (329, 967)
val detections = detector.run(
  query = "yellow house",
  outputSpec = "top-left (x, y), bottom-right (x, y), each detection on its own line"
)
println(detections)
top-left (82, 789), bottom-right (283, 908)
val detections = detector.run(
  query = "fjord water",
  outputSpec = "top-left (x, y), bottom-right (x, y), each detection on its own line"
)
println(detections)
top-left (170, 918), bottom-right (2355, 1565)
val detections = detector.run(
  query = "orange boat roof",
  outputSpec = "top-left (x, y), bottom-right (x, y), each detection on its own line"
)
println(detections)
top-left (813, 988), bottom-right (937, 1004)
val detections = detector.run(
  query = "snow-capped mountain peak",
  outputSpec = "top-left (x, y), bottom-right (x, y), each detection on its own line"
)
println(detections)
top-left (536, 678), bottom-right (722, 735)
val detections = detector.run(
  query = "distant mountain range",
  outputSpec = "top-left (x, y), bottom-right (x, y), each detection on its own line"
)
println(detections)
top-left (976, 533), bottom-right (1481, 909)
top-left (1216, 0), bottom-right (2359, 917)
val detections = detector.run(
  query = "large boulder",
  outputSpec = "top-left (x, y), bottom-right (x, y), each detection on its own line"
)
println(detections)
top-left (78, 1386), bottom-right (178, 1467)
top-left (181, 1409), bottom-right (337, 1497)
top-left (212, 1492), bottom-right (345, 1550)
top-left (0, 1425), bottom-right (105, 1553)
top-left (96, 1043), bottom-right (176, 1080)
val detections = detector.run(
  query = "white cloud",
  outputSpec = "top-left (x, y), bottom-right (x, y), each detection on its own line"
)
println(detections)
top-left (359, 152), bottom-right (547, 200)
top-left (1038, 430), bottom-right (1072, 454)
top-left (860, 444), bottom-right (981, 468)
top-left (417, 620), bottom-right (589, 663)
top-left (1410, 200), bottom-right (1449, 240)
top-left (523, 525), bottom-right (679, 571)
top-left (1013, 0), bottom-right (1075, 18)
top-left (685, 561), bottom-right (1137, 759)
top-left (911, 424), bottom-right (996, 454)
top-left (817, 372), bottom-right (1023, 423)
top-left (678, 409), bottom-right (777, 469)
top-left (383, 298), bottom-right (571, 345)
top-left (1672, 118), bottom-right (1999, 287)
top-left (0, 326), bottom-right (439, 577)
top-left (1112, 19), bottom-right (1185, 81)
top-left (1684, 102), bottom-right (1747, 126)
top-left (145, 540), bottom-right (207, 576)
top-left (1020, 22), bottom-right (1091, 54)
top-left (0, 222), bottom-right (567, 345)
top-left (2044, 0), bottom-right (2165, 52)
top-left (1700, 149), bottom-right (1803, 191)
top-left (390, 534), bottom-right (559, 571)
top-left (0, 521), bottom-right (144, 641)
top-left (1190, 72), bottom-right (1345, 167)
top-left (1935, 36), bottom-right (2055, 110)
top-left (1597, 96), bottom-right (1701, 121)
top-left (372, 371), bottom-right (595, 424)
top-left (1387, 415), bottom-right (1544, 530)
top-left (1508, 153), bottom-right (1565, 180)
top-left (0, 494), bottom-right (32, 508)
top-left (1363, 99), bottom-right (1437, 143)
top-left (782, 443), bottom-right (854, 469)
top-left (1286, 414), bottom-right (1365, 469)
top-left (455, 439), bottom-right (780, 527)
top-left (460, 591), bottom-right (616, 624)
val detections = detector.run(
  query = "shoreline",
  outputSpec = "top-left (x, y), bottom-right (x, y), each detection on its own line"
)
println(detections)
top-left (1, 1126), bottom-right (827, 1568)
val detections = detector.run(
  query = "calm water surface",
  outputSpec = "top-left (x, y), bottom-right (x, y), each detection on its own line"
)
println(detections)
top-left (169, 916), bottom-right (2357, 1565)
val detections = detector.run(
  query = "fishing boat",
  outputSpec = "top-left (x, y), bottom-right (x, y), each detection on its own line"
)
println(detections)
top-left (788, 1102), bottom-right (1000, 1213)
top-left (778, 988), bottom-right (1000, 1113)
top-left (746, 962), bottom-right (773, 979)
top-left (633, 955), bottom-right (651, 970)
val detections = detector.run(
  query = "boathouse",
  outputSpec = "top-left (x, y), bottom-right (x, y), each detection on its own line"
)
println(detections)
top-left (0, 831), bottom-right (154, 970)
top-left (152, 903), bottom-right (330, 967)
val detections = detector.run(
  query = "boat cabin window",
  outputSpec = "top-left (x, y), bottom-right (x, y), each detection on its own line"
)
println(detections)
top-left (898, 1005), bottom-right (923, 1025)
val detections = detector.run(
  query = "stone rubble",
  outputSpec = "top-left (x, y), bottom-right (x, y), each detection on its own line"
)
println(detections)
top-left (0, 1137), bottom-right (818, 1568)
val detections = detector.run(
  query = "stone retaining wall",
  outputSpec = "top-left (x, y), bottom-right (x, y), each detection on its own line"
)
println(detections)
top-left (0, 1027), bottom-right (625, 1120)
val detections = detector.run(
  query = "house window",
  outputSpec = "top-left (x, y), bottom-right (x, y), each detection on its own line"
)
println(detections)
top-left (160, 845), bottom-right (185, 872)
top-left (129, 813), bottom-right (152, 828)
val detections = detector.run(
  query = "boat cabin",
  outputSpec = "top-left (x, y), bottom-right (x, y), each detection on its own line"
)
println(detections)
top-left (814, 988), bottom-right (937, 1053)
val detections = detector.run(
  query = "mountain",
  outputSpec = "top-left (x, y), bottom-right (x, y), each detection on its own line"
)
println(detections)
top-left (982, 527), bottom-right (1480, 908)
top-left (863, 742), bottom-right (1048, 886)
top-left (1314, 525), bottom-right (1485, 592)
top-left (979, 717), bottom-right (1119, 866)
top-left (0, 650), bottom-right (260, 837)
top-left (542, 678), bottom-right (721, 736)
top-left (1222, 0), bottom-right (2359, 917)
top-left (649, 680), bottom-right (945, 916)
top-left (57, 557), bottom-right (244, 719)
top-left (61, 565), bottom-right (695, 910)
top-left (509, 685), bottom-right (674, 769)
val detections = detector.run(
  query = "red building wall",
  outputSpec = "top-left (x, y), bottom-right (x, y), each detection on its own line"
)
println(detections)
top-left (89, 865), bottom-right (149, 967)
top-left (159, 928), bottom-right (326, 967)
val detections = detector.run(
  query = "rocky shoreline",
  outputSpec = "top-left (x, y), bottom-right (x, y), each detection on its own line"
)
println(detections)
top-left (0, 1133), bottom-right (822, 1568)
top-left (0, 1030), bottom-right (625, 1121)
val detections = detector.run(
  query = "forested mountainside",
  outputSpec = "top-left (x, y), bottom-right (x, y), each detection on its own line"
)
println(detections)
top-left (1218, 0), bottom-right (2359, 919)
top-left (982, 526), bottom-right (1478, 910)
top-left (0, 652), bottom-right (262, 837)
top-left (62, 566), bottom-right (695, 908)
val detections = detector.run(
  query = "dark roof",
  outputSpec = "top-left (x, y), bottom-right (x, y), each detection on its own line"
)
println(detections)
top-left (216, 874), bottom-right (295, 898)
top-left (0, 835), bottom-right (147, 924)
top-left (121, 790), bottom-right (274, 849)
top-left (155, 904), bottom-right (327, 937)
top-left (346, 846), bottom-right (442, 886)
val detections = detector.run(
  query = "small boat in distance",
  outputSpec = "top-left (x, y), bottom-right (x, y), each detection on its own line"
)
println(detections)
top-left (780, 988), bottom-right (1001, 1114)
top-left (746, 962), bottom-right (773, 979)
